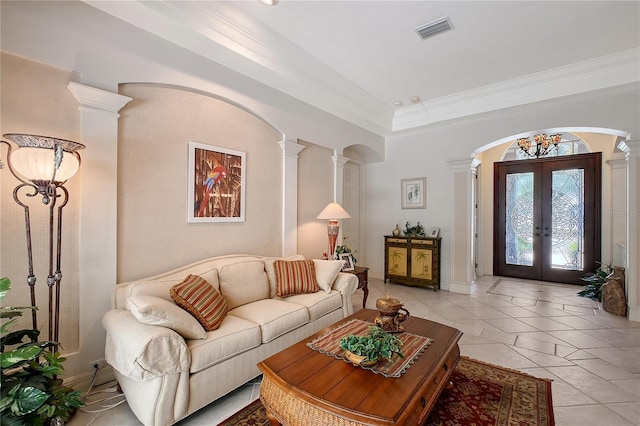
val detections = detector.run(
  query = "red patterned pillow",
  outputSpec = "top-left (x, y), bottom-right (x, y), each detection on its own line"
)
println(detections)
top-left (170, 274), bottom-right (228, 331)
top-left (274, 259), bottom-right (319, 297)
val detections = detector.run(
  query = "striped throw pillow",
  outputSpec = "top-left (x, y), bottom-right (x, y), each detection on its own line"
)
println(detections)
top-left (170, 274), bottom-right (228, 331)
top-left (274, 259), bottom-right (319, 297)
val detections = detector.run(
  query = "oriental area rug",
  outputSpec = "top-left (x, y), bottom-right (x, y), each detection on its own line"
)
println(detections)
top-left (217, 356), bottom-right (554, 426)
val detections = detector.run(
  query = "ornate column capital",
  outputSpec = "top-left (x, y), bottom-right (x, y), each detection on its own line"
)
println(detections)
top-left (67, 82), bottom-right (132, 114)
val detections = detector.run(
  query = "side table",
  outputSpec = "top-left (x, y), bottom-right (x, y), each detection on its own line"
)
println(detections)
top-left (346, 266), bottom-right (369, 308)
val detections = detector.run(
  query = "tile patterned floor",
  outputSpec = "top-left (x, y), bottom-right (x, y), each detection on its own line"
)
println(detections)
top-left (69, 276), bottom-right (640, 426)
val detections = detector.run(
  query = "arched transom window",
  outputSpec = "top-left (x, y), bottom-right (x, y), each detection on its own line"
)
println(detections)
top-left (502, 134), bottom-right (590, 161)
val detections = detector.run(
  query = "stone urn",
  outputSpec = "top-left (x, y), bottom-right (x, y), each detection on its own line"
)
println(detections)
top-left (375, 294), bottom-right (410, 333)
top-left (602, 266), bottom-right (626, 317)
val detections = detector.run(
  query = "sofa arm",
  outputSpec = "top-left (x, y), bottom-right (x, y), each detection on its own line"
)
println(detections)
top-left (333, 272), bottom-right (358, 295)
top-left (332, 272), bottom-right (359, 317)
top-left (102, 309), bottom-right (191, 381)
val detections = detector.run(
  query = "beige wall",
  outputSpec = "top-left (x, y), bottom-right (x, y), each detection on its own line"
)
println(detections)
top-left (0, 52), bottom-right (80, 352)
top-left (117, 84), bottom-right (283, 282)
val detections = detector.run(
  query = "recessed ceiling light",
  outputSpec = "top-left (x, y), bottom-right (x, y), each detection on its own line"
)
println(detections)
top-left (393, 101), bottom-right (403, 107)
top-left (259, 0), bottom-right (279, 5)
top-left (410, 96), bottom-right (421, 104)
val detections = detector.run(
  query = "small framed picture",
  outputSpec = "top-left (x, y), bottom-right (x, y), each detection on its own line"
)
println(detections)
top-left (339, 253), bottom-right (355, 272)
top-left (429, 227), bottom-right (440, 238)
top-left (401, 177), bottom-right (426, 209)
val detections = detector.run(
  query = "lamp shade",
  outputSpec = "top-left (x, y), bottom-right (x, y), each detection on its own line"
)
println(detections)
top-left (11, 147), bottom-right (80, 182)
top-left (316, 202), bottom-right (351, 220)
top-left (3, 134), bottom-right (85, 184)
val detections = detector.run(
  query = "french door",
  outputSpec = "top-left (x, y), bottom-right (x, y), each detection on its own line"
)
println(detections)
top-left (494, 153), bottom-right (601, 284)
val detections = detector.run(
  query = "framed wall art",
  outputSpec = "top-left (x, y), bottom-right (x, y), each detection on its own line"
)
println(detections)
top-left (429, 227), bottom-right (440, 238)
top-left (401, 177), bottom-right (426, 209)
top-left (188, 141), bottom-right (246, 223)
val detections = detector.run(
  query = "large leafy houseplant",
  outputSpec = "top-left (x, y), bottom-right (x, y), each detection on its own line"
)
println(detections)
top-left (0, 277), bottom-right (83, 426)
top-left (339, 326), bottom-right (404, 363)
top-left (577, 262), bottom-right (613, 301)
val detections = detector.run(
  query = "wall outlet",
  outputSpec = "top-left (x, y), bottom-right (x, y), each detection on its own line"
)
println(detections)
top-left (89, 358), bottom-right (107, 370)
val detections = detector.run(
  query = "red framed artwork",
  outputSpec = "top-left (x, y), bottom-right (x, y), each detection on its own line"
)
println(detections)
top-left (188, 141), bottom-right (246, 222)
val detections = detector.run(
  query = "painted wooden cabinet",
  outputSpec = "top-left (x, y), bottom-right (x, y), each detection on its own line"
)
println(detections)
top-left (384, 236), bottom-right (441, 291)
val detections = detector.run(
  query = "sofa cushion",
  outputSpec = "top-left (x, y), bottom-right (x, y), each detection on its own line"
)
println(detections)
top-left (264, 255), bottom-right (305, 298)
top-left (126, 295), bottom-right (207, 340)
top-left (274, 259), bottom-right (319, 297)
top-left (218, 260), bottom-right (270, 310)
top-left (228, 299), bottom-right (309, 343)
top-left (187, 315), bottom-right (261, 374)
top-left (115, 267), bottom-right (220, 309)
top-left (280, 291), bottom-right (343, 322)
top-left (170, 275), bottom-right (228, 331)
top-left (312, 260), bottom-right (345, 293)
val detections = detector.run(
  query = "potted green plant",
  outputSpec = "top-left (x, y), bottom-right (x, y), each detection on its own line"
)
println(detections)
top-left (577, 262), bottom-right (613, 301)
top-left (339, 326), bottom-right (404, 366)
top-left (0, 277), bottom-right (84, 425)
top-left (403, 221), bottom-right (425, 237)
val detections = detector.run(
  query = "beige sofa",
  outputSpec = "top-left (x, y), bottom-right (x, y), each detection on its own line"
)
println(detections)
top-left (102, 254), bottom-right (358, 426)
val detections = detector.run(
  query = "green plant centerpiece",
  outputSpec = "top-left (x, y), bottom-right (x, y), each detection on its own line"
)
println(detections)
top-left (0, 277), bottom-right (84, 425)
top-left (577, 262), bottom-right (613, 301)
top-left (339, 326), bottom-right (404, 366)
top-left (403, 221), bottom-right (425, 237)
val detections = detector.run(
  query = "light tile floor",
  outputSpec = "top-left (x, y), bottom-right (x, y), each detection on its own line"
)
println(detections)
top-left (69, 276), bottom-right (640, 426)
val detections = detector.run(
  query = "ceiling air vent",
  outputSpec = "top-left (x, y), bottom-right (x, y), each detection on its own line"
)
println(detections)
top-left (415, 16), bottom-right (453, 40)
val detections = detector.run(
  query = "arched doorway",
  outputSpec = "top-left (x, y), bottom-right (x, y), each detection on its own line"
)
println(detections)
top-left (473, 128), bottom-right (629, 284)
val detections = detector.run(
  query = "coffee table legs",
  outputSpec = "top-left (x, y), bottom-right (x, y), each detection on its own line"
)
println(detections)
top-left (265, 409), bottom-right (281, 426)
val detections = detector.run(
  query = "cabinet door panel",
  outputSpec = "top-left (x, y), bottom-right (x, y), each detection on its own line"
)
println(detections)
top-left (411, 248), bottom-right (433, 280)
top-left (387, 247), bottom-right (407, 276)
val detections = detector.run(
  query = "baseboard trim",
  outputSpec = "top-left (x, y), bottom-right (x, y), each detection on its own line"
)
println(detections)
top-left (449, 281), bottom-right (473, 294)
top-left (64, 365), bottom-right (116, 392)
top-left (628, 305), bottom-right (640, 323)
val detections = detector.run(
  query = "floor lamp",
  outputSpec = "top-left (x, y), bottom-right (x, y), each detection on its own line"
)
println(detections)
top-left (1, 134), bottom-right (85, 351)
top-left (316, 202), bottom-right (351, 259)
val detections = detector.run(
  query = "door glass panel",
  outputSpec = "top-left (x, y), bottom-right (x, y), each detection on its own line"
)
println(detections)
top-left (551, 169), bottom-right (584, 270)
top-left (505, 172), bottom-right (534, 266)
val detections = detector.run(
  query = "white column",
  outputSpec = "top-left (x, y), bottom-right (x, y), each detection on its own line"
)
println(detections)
top-left (332, 153), bottom-right (349, 203)
top-left (279, 140), bottom-right (305, 256)
top-left (67, 82), bottom-right (132, 376)
top-left (332, 153), bottom-right (350, 250)
top-left (618, 139), bottom-right (640, 322)
top-left (447, 157), bottom-right (481, 294)
top-left (606, 156), bottom-right (628, 268)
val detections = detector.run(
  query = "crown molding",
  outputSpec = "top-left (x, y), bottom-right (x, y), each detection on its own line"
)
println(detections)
top-left (83, 0), bottom-right (392, 136)
top-left (83, 1), bottom-right (638, 137)
top-left (393, 48), bottom-right (640, 132)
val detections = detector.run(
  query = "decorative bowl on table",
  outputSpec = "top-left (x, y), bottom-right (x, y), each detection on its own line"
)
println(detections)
top-left (344, 350), bottom-right (378, 367)
top-left (375, 294), bottom-right (410, 333)
top-left (339, 325), bottom-right (404, 368)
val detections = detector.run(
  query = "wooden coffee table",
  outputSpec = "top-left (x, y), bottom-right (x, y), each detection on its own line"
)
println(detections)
top-left (258, 309), bottom-right (462, 426)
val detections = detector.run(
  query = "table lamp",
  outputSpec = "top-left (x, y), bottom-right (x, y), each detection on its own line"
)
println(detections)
top-left (316, 202), bottom-right (351, 258)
